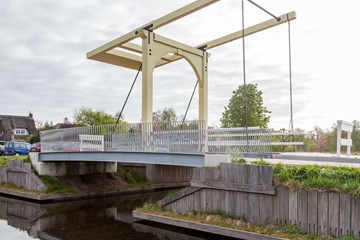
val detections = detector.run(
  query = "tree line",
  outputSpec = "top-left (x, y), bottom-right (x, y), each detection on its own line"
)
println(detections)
top-left (30, 83), bottom-right (359, 155)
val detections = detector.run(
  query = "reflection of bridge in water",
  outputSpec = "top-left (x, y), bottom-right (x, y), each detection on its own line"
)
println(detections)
top-left (0, 192), bottom-right (228, 240)
top-left (38, 121), bottom-right (287, 167)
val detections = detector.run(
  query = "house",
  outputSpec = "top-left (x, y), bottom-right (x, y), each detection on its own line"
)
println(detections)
top-left (0, 112), bottom-right (36, 141)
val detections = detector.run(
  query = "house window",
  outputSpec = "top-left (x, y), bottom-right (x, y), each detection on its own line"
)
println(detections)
top-left (15, 128), bottom-right (28, 136)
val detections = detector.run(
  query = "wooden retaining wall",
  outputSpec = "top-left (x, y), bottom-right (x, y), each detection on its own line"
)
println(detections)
top-left (159, 163), bottom-right (360, 238)
top-left (0, 160), bottom-right (48, 192)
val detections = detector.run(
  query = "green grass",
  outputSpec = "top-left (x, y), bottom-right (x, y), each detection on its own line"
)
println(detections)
top-left (273, 163), bottom-right (360, 195)
top-left (135, 207), bottom-right (336, 240)
top-left (232, 158), bottom-right (247, 164)
top-left (339, 236), bottom-right (357, 240)
top-left (36, 174), bottom-right (72, 194)
top-left (251, 158), bottom-right (270, 165)
top-left (0, 182), bottom-right (44, 195)
top-left (0, 155), bottom-right (31, 167)
top-left (117, 166), bottom-right (152, 187)
top-left (142, 202), bottom-right (162, 211)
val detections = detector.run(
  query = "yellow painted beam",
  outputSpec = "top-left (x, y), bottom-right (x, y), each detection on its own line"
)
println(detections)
top-left (87, 31), bottom-right (140, 60)
top-left (90, 49), bottom-right (142, 70)
top-left (203, 11), bottom-right (297, 50)
top-left (152, 32), bottom-right (204, 57)
top-left (87, 0), bottom-right (219, 60)
top-left (156, 11), bottom-right (297, 67)
top-left (146, 0), bottom-right (219, 30)
top-left (121, 42), bottom-right (174, 62)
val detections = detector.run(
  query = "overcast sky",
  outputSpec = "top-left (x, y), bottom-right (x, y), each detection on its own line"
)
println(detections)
top-left (1, 0), bottom-right (359, 131)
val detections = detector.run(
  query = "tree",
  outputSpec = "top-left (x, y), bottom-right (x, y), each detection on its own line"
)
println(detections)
top-left (29, 120), bottom-right (56, 143)
top-left (220, 84), bottom-right (271, 128)
top-left (153, 108), bottom-right (178, 123)
top-left (352, 120), bottom-right (360, 153)
top-left (73, 106), bottom-right (121, 126)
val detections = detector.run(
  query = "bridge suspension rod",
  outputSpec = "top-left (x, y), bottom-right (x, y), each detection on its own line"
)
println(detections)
top-left (113, 64), bottom-right (142, 133)
top-left (247, 0), bottom-right (281, 21)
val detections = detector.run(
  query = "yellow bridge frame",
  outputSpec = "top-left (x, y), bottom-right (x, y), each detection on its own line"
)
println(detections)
top-left (87, 0), bottom-right (296, 125)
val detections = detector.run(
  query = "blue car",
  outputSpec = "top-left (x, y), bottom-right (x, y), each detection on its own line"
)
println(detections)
top-left (4, 141), bottom-right (30, 156)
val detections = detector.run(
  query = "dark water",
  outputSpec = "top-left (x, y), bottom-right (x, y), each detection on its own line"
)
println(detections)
top-left (0, 191), bottom-right (237, 240)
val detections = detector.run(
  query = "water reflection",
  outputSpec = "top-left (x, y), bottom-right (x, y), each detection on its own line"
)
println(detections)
top-left (0, 191), bottom-right (236, 240)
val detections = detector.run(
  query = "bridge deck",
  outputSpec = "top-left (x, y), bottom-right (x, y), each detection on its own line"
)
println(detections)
top-left (39, 151), bottom-right (205, 168)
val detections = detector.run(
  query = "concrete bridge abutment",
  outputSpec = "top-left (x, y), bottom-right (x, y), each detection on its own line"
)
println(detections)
top-left (30, 153), bottom-right (117, 177)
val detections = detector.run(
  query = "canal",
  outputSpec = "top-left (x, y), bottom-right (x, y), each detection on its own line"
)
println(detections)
top-left (0, 191), bottom-right (238, 240)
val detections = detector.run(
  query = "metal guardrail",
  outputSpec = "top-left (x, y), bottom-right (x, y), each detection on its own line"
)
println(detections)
top-left (40, 121), bottom-right (206, 154)
top-left (40, 122), bottom-right (303, 155)
top-left (207, 127), bottom-right (272, 154)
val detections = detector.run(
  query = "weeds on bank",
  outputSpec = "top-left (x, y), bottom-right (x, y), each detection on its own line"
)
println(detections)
top-left (0, 182), bottom-right (44, 195)
top-left (273, 163), bottom-right (360, 195)
top-left (0, 155), bottom-right (31, 167)
top-left (36, 174), bottom-right (72, 194)
top-left (136, 207), bottom-right (339, 240)
top-left (117, 166), bottom-right (151, 187)
top-left (230, 157), bottom-right (360, 196)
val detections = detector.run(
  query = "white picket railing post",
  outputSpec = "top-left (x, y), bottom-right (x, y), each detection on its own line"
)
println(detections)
top-left (336, 120), bottom-right (353, 157)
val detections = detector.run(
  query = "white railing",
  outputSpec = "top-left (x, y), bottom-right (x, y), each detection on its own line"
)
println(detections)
top-left (40, 122), bottom-right (304, 155)
top-left (336, 120), bottom-right (353, 157)
top-left (40, 121), bottom-right (206, 154)
top-left (206, 127), bottom-right (272, 154)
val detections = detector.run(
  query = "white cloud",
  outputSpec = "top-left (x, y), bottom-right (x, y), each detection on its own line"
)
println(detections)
top-left (1, 0), bottom-right (359, 131)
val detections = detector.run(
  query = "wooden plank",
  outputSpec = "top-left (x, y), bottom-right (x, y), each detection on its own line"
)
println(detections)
top-left (239, 164), bottom-right (251, 185)
top-left (200, 188), bottom-right (207, 212)
top-left (227, 191), bottom-right (237, 216)
top-left (191, 180), bottom-right (275, 195)
top-left (258, 165), bottom-right (273, 186)
top-left (212, 189), bottom-right (221, 212)
top-left (192, 168), bottom-right (200, 181)
top-left (351, 196), bottom-right (360, 237)
top-left (228, 163), bottom-right (239, 183)
top-left (158, 186), bottom-right (201, 207)
top-left (297, 190), bottom-right (308, 232)
top-left (199, 168), bottom-right (206, 181)
top-left (288, 189), bottom-right (298, 226)
top-left (192, 189), bottom-right (201, 212)
top-left (239, 192), bottom-right (249, 220)
top-left (248, 193), bottom-right (260, 224)
top-left (250, 165), bottom-right (259, 185)
top-left (259, 195), bottom-right (273, 224)
top-left (133, 221), bottom-right (206, 240)
top-left (278, 186), bottom-right (289, 225)
top-left (248, 164), bottom-right (260, 224)
top-left (329, 193), bottom-right (340, 237)
top-left (307, 191), bottom-right (318, 234)
top-left (0, 168), bottom-right (7, 183)
top-left (339, 194), bottom-right (351, 236)
top-left (317, 192), bottom-right (329, 235)
top-left (133, 211), bottom-right (289, 240)
top-left (273, 186), bottom-right (280, 225)
top-left (218, 163), bottom-right (227, 182)
top-left (230, 164), bottom-right (241, 217)
top-left (7, 167), bottom-right (31, 173)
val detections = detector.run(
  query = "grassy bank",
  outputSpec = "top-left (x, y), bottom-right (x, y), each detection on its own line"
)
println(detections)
top-left (36, 174), bottom-right (73, 194)
top-left (0, 155), bottom-right (31, 167)
top-left (231, 158), bottom-right (360, 196)
top-left (272, 163), bottom-right (360, 195)
top-left (136, 204), bottom-right (350, 240)
top-left (117, 166), bottom-right (151, 187)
